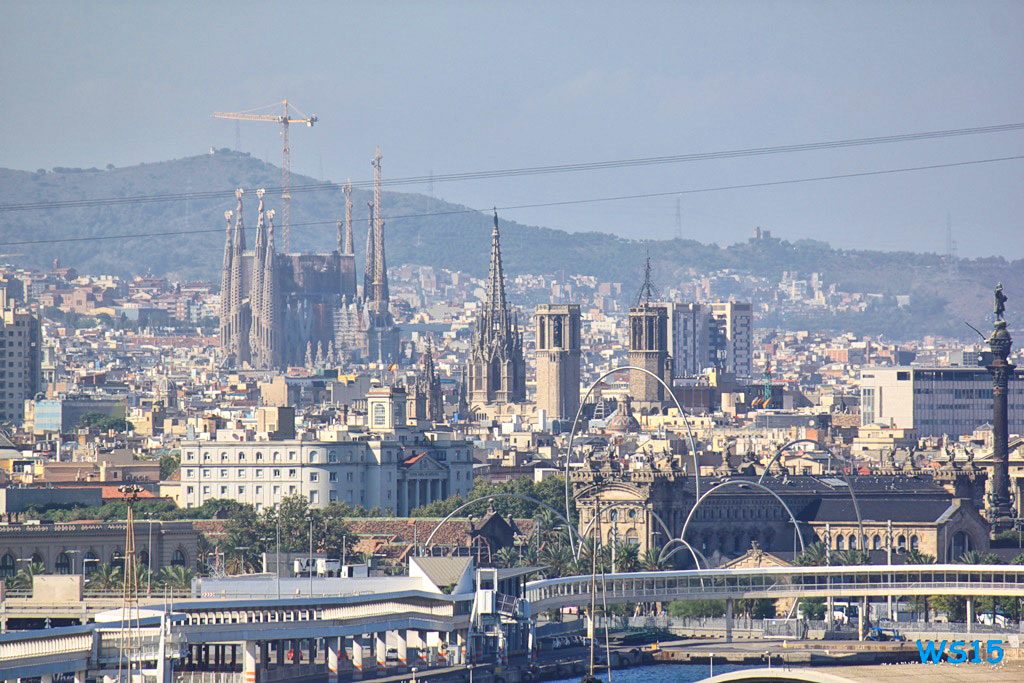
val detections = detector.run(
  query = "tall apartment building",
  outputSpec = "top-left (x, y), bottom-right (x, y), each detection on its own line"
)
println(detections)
top-left (534, 304), bottom-right (581, 421)
top-left (0, 289), bottom-right (41, 425)
top-left (180, 387), bottom-right (473, 514)
top-left (663, 302), bottom-right (709, 378)
top-left (710, 302), bottom-right (753, 379)
top-left (859, 366), bottom-right (1024, 437)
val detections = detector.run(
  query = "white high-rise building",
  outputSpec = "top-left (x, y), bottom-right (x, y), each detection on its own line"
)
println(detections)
top-left (663, 302), bottom-right (710, 378)
top-left (710, 302), bottom-right (753, 379)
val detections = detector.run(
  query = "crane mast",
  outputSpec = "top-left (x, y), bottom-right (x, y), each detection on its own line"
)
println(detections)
top-left (213, 99), bottom-right (317, 252)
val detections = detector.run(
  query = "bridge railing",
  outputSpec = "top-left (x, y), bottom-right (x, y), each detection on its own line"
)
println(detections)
top-left (0, 628), bottom-right (94, 665)
top-left (526, 565), bottom-right (1024, 606)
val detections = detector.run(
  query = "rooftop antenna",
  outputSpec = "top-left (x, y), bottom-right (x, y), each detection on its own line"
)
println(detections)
top-left (635, 250), bottom-right (659, 306)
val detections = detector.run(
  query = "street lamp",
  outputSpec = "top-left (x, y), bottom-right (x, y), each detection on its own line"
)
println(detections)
top-left (63, 549), bottom-right (81, 576)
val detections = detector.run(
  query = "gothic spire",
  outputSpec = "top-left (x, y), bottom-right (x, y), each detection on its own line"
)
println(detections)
top-left (219, 208), bottom-right (234, 352)
top-left (363, 200), bottom-right (376, 300)
top-left (342, 179), bottom-right (354, 255)
top-left (371, 146), bottom-right (389, 312)
top-left (229, 189), bottom-right (247, 362)
top-left (485, 208), bottom-right (510, 337)
top-left (262, 209), bottom-right (280, 368)
top-left (250, 189), bottom-right (267, 354)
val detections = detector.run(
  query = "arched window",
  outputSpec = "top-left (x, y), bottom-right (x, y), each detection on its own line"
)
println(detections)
top-left (872, 535), bottom-right (882, 550)
top-left (897, 535), bottom-right (907, 551)
top-left (910, 535), bottom-right (919, 551)
top-left (30, 552), bottom-right (44, 569)
top-left (111, 548), bottom-right (125, 569)
top-left (836, 536), bottom-right (845, 550)
top-left (625, 529), bottom-right (640, 546)
top-left (848, 534), bottom-right (857, 549)
top-left (55, 553), bottom-right (72, 575)
top-left (138, 550), bottom-right (149, 569)
top-left (0, 553), bottom-right (15, 578)
top-left (84, 550), bottom-right (99, 575)
top-left (172, 549), bottom-right (187, 567)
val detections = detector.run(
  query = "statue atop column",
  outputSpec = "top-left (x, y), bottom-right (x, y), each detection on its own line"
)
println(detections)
top-left (995, 283), bottom-right (1007, 321)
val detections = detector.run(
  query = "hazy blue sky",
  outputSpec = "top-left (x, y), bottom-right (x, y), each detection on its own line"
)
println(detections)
top-left (3, 1), bottom-right (1023, 256)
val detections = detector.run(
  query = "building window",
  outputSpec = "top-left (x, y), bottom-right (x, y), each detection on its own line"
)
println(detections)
top-left (309, 491), bottom-right (319, 504)
top-left (273, 469), bottom-right (281, 478)
top-left (872, 535), bottom-right (881, 550)
top-left (328, 451), bottom-right (338, 463)
top-left (288, 469), bottom-right (297, 478)
top-left (256, 469), bottom-right (264, 478)
top-left (172, 549), bottom-right (187, 567)
top-left (238, 486), bottom-right (245, 494)
top-left (237, 469), bottom-right (245, 478)
top-left (373, 403), bottom-right (386, 426)
top-left (910, 535), bottom-right (919, 551)
top-left (310, 472), bottom-right (319, 482)
top-left (220, 486), bottom-right (228, 495)
top-left (256, 452), bottom-right (264, 461)
top-left (329, 472), bottom-right (337, 482)
top-left (256, 486), bottom-right (263, 495)
top-left (836, 536), bottom-right (844, 550)
top-left (219, 469), bottom-right (227, 478)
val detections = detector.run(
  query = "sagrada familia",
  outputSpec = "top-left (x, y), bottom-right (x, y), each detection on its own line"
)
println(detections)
top-left (219, 147), bottom-right (399, 369)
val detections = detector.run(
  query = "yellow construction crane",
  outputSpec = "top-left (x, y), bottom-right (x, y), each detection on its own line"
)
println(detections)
top-left (213, 99), bottom-right (317, 252)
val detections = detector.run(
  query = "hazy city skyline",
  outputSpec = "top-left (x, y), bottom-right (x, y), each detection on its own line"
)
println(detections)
top-left (3, 2), bottom-right (1023, 257)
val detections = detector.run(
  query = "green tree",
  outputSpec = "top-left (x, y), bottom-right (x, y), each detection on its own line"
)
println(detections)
top-left (157, 565), bottom-right (195, 591)
top-left (8, 561), bottom-right (45, 591)
top-left (667, 599), bottom-right (726, 618)
top-left (794, 542), bottom-right (828, 566)
top-left (159, 452), bottom-right (180, 479)
top-left (85, 563), bottom-right (123, 592)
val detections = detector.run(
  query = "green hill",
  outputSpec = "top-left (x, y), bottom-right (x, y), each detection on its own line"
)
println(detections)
top-left (1, 151), bottom-right (1019, 338)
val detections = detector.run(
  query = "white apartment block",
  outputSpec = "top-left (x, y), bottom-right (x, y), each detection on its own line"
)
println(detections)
top-left (859, 366), bottom-right (1024, 438)
top-left (664, 302), bottom-right (709, 378)
top-left (710, 302), bottom-right (753, 379)
top-left (180, 387), bottom-right (473, 514)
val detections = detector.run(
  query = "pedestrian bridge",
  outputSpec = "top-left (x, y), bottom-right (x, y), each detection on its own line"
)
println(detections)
top-left (525, 564), bottom-right (1024, 610)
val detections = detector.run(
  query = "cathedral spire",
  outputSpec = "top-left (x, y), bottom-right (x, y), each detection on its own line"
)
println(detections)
top-left (342, 179), bottom-right (354, 255)
top-left (250, 188), bottom-right (267, 364)
top-left (371, 146), bottom-right (389, 313)
top-left (485, 208), bottom-right (509, 336)
top-left (262, 209), bottom-right (280, 368)
top-left (363, 200), bottom-right (376, 300)
top-left (229, 188), bottom-right (249, 363)
top-left (219, 209), bottom-right (234, 355)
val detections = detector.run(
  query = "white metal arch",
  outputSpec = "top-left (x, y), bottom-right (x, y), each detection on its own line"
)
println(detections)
top-left (564, 365), bottom-right (703, 557)
top-left (758, 438), bottom-right (864, 553)
top-left (668, 479), bottom-right (807, 564)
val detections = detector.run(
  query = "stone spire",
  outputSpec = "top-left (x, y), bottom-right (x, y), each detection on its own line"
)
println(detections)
top-left (371, 147), bottom-right (389, 313)
top-left (342, 179), bottom-right (354, 255)
top-left (363, 200), bottom-right (376, 300)
top-left (422, 337), bottom-right (444, 423)
top-left (219, 209), bottom-right (234, 355)
top-left (249, 189), bottom-right (267, 364)
top-left (484, 208), bottom-right (510, 338)
top-left (261, 209), bottom-right (280, 369)
top-left (229, 188), bottom-right (249, 364)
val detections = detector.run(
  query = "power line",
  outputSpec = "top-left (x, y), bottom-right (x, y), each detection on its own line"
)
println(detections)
top-left (2, 122), bottom-right (1023, 213)
top-left (2, 153), bottom-right (1020, 248)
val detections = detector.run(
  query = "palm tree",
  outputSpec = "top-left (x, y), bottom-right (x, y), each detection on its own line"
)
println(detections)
top-left (539, 537), bottom-right (575, 578)
top-left (493, 547), bottom-right (518, 569)
top-left (612, 541), bottom-right (640, 573)
top-left (957, 550), bottom-right (1000, 624)
top-left (640, 545), bottom-right (671, 571)
top-left (794, 542), bottom-right (828, 567)
top-left (85, 563), bottom-right (123, 592)
top-left (8, 561), bottom-right (45, 591)
top-left (157, 565), bottom-right (195, 592)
